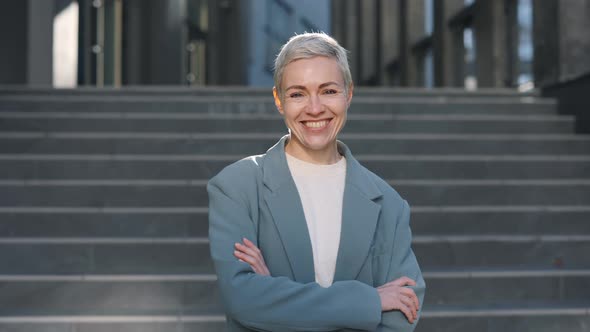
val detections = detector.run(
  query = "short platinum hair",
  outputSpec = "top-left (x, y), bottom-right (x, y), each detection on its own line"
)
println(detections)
top-left (273, 32), bottom-right (352, 98)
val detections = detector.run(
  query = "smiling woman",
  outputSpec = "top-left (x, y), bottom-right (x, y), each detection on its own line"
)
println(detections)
top-left (208, 32), bottom-right (425, 332)
top-left (274, 55), bottom-right (350, 165)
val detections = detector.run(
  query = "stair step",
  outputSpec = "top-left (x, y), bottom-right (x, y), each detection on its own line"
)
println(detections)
top-left (0, 316), bottom-right (225, 332)
top-left (1, 307), bottom-right (587, 332)
top-left (0, 97), bottom-right (557, 114)
top-left (0, 279), bottom-right (222, 314)
top-left (417, 303), bottom-right (590, 332)
top-left (2, 133), bottom-right (588, 155)
top-left (0, 269), bottom-right (587, 315)
top-left (1, 181), bottom-right (589, 206)
top-left (1, 205), bottom-right (588, 237)
top-left (1, 236), bottom-right (589, 273)
top-left (1, 154), bottom-right (589, 179)
top-left (0, 113), bottom-right (573, 134)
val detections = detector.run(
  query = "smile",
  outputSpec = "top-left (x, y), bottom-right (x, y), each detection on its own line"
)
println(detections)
top-left (303, 120), bottom-right (330, 129)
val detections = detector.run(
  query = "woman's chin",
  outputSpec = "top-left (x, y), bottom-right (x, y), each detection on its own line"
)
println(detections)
top-left (300, 137), bottom-right (337, 152)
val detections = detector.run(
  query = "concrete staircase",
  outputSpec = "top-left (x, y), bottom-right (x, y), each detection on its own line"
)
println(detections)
top-left (0, 87), bottom-right (589, 332)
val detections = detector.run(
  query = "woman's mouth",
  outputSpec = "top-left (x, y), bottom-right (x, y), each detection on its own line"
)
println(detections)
top-left (302, 119), bottom-right (330, 129)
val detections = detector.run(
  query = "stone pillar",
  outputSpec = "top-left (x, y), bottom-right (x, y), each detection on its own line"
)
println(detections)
top-left (360, 0), bottom-right (377, 85)
top-left (148, 0), bottom-right (186, 84)
top-left (402, 0), bottom-right (425, 86)
top-left (207, 0), bottom-right (248, 85)
top-left (533, 0), bottom-right (590, 86)
top-left (0, 0), bottom-right (54, 85)
top-left (0, 2), bottom-right (29, 84)
top-left (380, 0), bottom-right (400, 85)
top-left (331, 1), bottom-right (346, 47)
top-left (341, 0), bottom-right (360, 83)
top-left (28, 0), bottom-right (55, 85)
top-left (556, 0), bottom-right (590, 81)
top-left (473, 0), bottom-right (509, 87)
top-left (433, 0), bottom-right (464, 87)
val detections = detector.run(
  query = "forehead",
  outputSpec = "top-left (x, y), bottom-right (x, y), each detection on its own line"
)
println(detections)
top-left (282, 56), bottom-right (344, 86)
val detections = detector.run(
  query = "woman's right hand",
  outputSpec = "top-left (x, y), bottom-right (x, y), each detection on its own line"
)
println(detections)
top-left (234, 237), bottom-right (271, 276)
top-left (377, 276), bottom-right (420, 324)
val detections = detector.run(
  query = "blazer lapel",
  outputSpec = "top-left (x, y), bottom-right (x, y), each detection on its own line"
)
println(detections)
top-left (333, 141), bottom-right (383, 282)
top-left (262, 136), bottom-right (315, 283)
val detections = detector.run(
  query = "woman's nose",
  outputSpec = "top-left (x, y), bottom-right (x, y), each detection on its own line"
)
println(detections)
top-left (307, 94), bottom-right (323, 114)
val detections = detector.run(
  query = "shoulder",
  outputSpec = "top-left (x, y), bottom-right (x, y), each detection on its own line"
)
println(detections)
top-left (209, 154), bottom-right (264, 187)
top-left (362, 166), bottom-right (407, 208)
top-left (354, 163), bottom-right (410, 229)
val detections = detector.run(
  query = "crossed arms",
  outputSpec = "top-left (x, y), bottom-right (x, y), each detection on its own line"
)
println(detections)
top-left (208, 178), bottom-right (425, 331)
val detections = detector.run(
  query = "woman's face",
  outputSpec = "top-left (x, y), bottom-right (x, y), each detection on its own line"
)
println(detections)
top-left (273, 56), bottom-right (352, 160)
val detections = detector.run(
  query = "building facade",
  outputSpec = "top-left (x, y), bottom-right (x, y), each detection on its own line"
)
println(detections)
top-left (331, 0), bottom-right (590, 90)
top-left (1, 0), bottom-right (588, 92)
top-left (0, 0), bottom-right (330, 87)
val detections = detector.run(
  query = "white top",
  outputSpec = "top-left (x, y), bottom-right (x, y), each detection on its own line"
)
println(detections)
top-left (286, 152), bottom-right (347, 287)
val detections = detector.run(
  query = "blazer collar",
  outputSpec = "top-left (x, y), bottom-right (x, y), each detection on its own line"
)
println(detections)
top-left (262, 134), bottom-right (382, 199)
top-left (262, 135), bottom-right (383, 283)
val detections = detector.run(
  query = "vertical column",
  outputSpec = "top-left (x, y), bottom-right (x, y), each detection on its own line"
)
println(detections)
top-left (473, 0), bottom-right (509, 87)
top-left (207, 0), bottom-right (248, 85)
top-left (148, 0), bottom-right (186, 84)
top-left (533, 0), bottom-right (590, 86)
top-left (330, 1), bottom-right (346, 46)
top-left (504, 0), bottom-right (518, 86)
top-left (402, 0), bottom-right (425, 86)
top-left (342, 0), bottom-right (360, 83)
top-left (360, 0), bottom-right (377, 85)
top-left (28, 0), bottom-right (55, 85)
top-left (556, 0), bottom-right (590, 82)
top-left (433, 0), bottom-right (464, 87)
top-left (380, 0), bottom-right (400, 86)
top-left (0, 2), bottom-right (28, 84)
top-left (121, 0), bottom-right (146, 85)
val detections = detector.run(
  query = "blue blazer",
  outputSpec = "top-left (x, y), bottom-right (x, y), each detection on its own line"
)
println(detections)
top-left (208, 135), bottom-right (425, 331)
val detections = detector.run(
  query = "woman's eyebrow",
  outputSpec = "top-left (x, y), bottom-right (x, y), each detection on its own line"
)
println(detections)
top-left (319, 82), bottom-right (340, 88)
top-left (285, 85), bottom-right (307, 92)
top-left (285, 82), bottom-right (341, 91)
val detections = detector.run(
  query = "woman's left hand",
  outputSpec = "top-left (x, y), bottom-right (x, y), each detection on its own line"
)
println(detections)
top-left (234, 238), bottom-right (271, 276)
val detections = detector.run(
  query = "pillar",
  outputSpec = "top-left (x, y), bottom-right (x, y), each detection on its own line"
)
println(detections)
top-left (433, 0), bottom-right (464, 87)
top-left (473, 0), bottom-right (509, 87)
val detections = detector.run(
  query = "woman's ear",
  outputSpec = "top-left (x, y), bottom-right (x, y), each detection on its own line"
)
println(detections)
top-left (273, 87), bottom-right (284, 114)
top-left (346, 83), bottom-right (354, 106)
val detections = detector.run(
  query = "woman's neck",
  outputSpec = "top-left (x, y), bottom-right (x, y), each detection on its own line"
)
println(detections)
top-left (285, 139), bottom-right (341, 165)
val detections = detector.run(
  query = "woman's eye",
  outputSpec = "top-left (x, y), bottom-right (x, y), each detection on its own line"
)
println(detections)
top-left (289, 92), bottom-right (303, 98)
top-left (324, 89), bottom-right (338, 95)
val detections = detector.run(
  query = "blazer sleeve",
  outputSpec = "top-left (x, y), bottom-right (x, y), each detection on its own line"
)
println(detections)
top-left (208, 176), bottom-right (382, 332)
top-left (376, 200), bottom-right (426, 332)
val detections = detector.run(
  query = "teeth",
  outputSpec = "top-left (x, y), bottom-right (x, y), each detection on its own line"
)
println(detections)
top-left (304, 120), bottom-right (328, 128)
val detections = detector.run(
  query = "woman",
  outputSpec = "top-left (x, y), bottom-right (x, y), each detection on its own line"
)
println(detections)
top-left (208, 32), bottom-right (425, 331)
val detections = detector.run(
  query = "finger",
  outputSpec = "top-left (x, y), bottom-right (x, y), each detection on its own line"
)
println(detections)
top-left (234, 250), bottom-right (259, 268)
top-left (401, 288), bottom-right (420, 309)
top-left (393, 276), bottom-right (416, 287)
top-left (400, 295), bottom-right (417, 320)
top-left (243, 238), bottom-right (260, 250)
top-left (396, 302), bottom-right (414, 324)
top-left (235, 243), bottom-right (262, 260)
top-left (238, 241), bottom-right (265, 262)
top-left (234, 250), bottom-right (249, 263)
